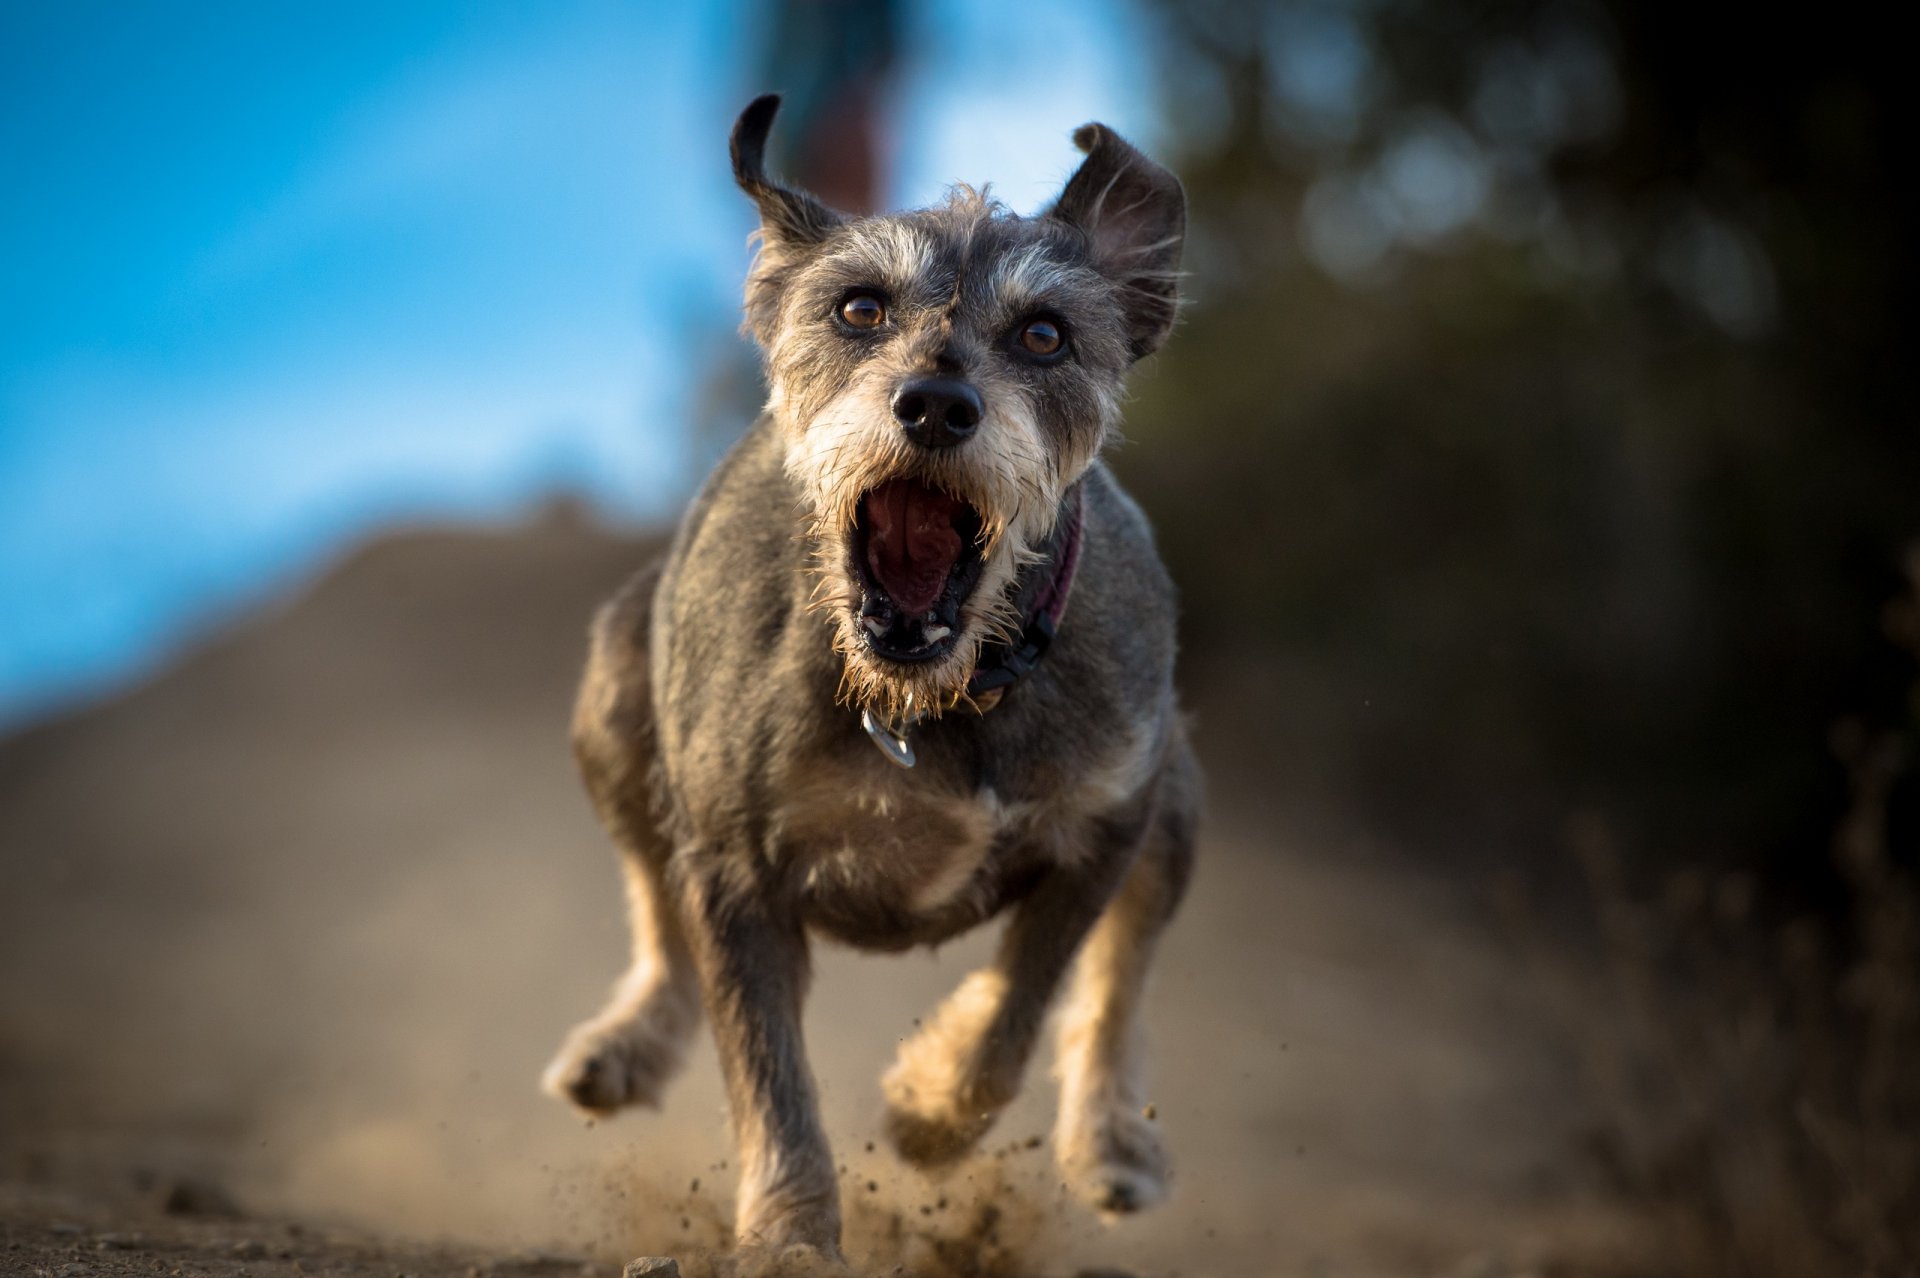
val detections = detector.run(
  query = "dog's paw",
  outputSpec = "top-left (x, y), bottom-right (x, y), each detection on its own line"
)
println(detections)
top-left (881, 1084), bottom-right (997, 1168)
top-left (879, 972), bottom-right (1014, 1167)
top-left (731, 1191), bottom-right (845, 1275)
top-left (1058, 1104), bottom-right (1170, 1217)
top-left (541, 991), bottom-right (695, 1116)
top-left (881, 1048), bottom-right (1004, 1167)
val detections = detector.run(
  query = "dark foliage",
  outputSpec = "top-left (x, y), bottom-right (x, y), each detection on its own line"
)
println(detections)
top-left (1117, 0), bottom-right (1918, 893)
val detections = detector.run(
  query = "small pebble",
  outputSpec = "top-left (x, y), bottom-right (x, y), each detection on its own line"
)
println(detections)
top-left (623, 1259), bottom-right (680, 1278)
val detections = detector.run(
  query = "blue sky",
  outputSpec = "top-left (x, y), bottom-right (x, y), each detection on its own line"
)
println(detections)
top-left (0, 0), bottom-right (1154, 727)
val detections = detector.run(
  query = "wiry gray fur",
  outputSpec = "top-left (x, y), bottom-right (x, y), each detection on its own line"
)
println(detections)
top-left (542, 95), bottom-right (1199, 1261)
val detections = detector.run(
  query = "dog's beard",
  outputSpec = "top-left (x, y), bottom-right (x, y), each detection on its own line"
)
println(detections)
top-left (781, 379), bottom-right (1069, 723)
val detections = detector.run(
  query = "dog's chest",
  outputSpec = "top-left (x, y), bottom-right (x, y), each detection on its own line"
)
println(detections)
top-left (775, 763), bottom-right (1026, 924)
top-left (768, 718), bottom-right (1159, 948)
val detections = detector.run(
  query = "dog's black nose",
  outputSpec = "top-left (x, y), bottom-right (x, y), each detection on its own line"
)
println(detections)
top-left (891, 378), bottom-right (983, 449)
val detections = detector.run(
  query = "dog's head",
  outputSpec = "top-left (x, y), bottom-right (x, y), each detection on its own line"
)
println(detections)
top-left (730, 94), bottom-right (1184, 721)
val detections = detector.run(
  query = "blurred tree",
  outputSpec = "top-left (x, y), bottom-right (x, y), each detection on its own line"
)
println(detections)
top-left (755, 0), bottom-right (899, 216)
top-left (689, 0), bottom-right (902, 471)
top-left (1118, 0), bottom-right (1917, 894)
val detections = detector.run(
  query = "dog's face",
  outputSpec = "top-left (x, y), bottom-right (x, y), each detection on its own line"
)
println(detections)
top-left (729, 96), bottom-right (1184, 721)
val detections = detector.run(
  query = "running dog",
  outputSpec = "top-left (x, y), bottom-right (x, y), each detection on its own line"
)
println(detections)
top-left (543, 94), bottom-right (1198, 1260)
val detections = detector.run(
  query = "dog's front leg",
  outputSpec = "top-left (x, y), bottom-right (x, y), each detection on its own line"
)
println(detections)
top-left (882, 832), bottom-right (1138, 1167)
top-left (678, 853), bottom-right (840, 1258)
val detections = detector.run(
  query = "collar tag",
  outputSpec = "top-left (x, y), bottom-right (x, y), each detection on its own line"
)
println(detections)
top-left (861, 699), bottom-right (920, 769)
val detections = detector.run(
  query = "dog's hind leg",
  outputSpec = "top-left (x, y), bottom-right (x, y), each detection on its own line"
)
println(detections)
top-left (1052, 742), bottom-right (1197, 1215)
top-left (881, 808), bottom-right (1151, 1169)
top-left (542, 565), bottom-right (703, 1116)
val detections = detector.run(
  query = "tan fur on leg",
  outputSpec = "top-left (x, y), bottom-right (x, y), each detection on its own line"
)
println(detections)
top-left (542, 853), bottom-right (701, 1115)
top-left (734, 1135), bottom-right (843, 1260)
top-left (880, 833), bottom-right (1159, 1169)
top-left (1053, 815), bottom-right (1190, 1214)
top-left (881, 969), bottom-right (1017, 1165)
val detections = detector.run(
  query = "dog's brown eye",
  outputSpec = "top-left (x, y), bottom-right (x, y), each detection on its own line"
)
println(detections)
top-left (840, 293), bottom-right (886, 328)
top-left (1019, 318), bottom-right (1064, 357)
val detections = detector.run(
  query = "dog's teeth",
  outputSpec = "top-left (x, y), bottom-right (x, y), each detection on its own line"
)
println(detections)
top-left (862, 615), bottom-right (887, 636)
top-left (923, 625), bottom-right (951, 643)
top-left (923, 611), bottom-right (939, 623)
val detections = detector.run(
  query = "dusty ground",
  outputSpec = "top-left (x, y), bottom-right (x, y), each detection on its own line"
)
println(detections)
top-left (0, 508), bottom-right (1650, 1277)
top-left (0, 1173), bottom-right (601, 1278)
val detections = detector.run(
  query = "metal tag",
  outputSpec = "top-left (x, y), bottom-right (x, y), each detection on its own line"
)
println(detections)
top-left (861, 705), bottom-right (918, 769)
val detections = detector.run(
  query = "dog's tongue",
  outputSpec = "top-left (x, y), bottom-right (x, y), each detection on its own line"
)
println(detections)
top-left (865, 479), bottom-right (965, 617)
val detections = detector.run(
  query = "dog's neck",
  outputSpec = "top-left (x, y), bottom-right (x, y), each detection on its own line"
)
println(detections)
top-left (966, 479), bottom-right (1087, 709)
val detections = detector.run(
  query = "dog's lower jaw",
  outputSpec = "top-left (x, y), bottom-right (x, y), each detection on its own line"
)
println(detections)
top-left (833, 617), bottom-right (984, 723)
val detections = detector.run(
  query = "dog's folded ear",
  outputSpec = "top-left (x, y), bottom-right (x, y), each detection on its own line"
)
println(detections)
top-left (731, 94), bottom-right (845, 346)
top-left (1046, 124), bottom-right (1186, 361)
top-left (731, 94), bottom-right (843, 248)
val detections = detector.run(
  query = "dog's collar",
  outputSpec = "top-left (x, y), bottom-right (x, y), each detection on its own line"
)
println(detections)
top-left (860, 482), bottom-right (1087, 768)
top-left (965, 481), bottom-right (1086, 712)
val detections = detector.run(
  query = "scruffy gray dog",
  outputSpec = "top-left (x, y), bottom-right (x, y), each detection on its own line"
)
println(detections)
top-left (543, 95), bottom-right (1199, 1260)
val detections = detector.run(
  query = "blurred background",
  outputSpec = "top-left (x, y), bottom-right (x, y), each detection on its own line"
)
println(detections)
top-left (2, 2), bottom-right (1914, 1276)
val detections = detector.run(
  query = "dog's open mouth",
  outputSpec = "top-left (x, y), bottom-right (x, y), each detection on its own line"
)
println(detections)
top-left (850, 478), bottom-right (987, 663)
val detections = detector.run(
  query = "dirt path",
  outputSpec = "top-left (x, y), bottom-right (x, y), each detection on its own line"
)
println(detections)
top-left (1, 1175), bottom-right (599, 1278)
top-left (0, 515), bottom-right (1641, 1277)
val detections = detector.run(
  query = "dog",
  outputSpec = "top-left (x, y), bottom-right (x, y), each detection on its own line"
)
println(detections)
top-left (541, 94), bottom-right (1198, 1260)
